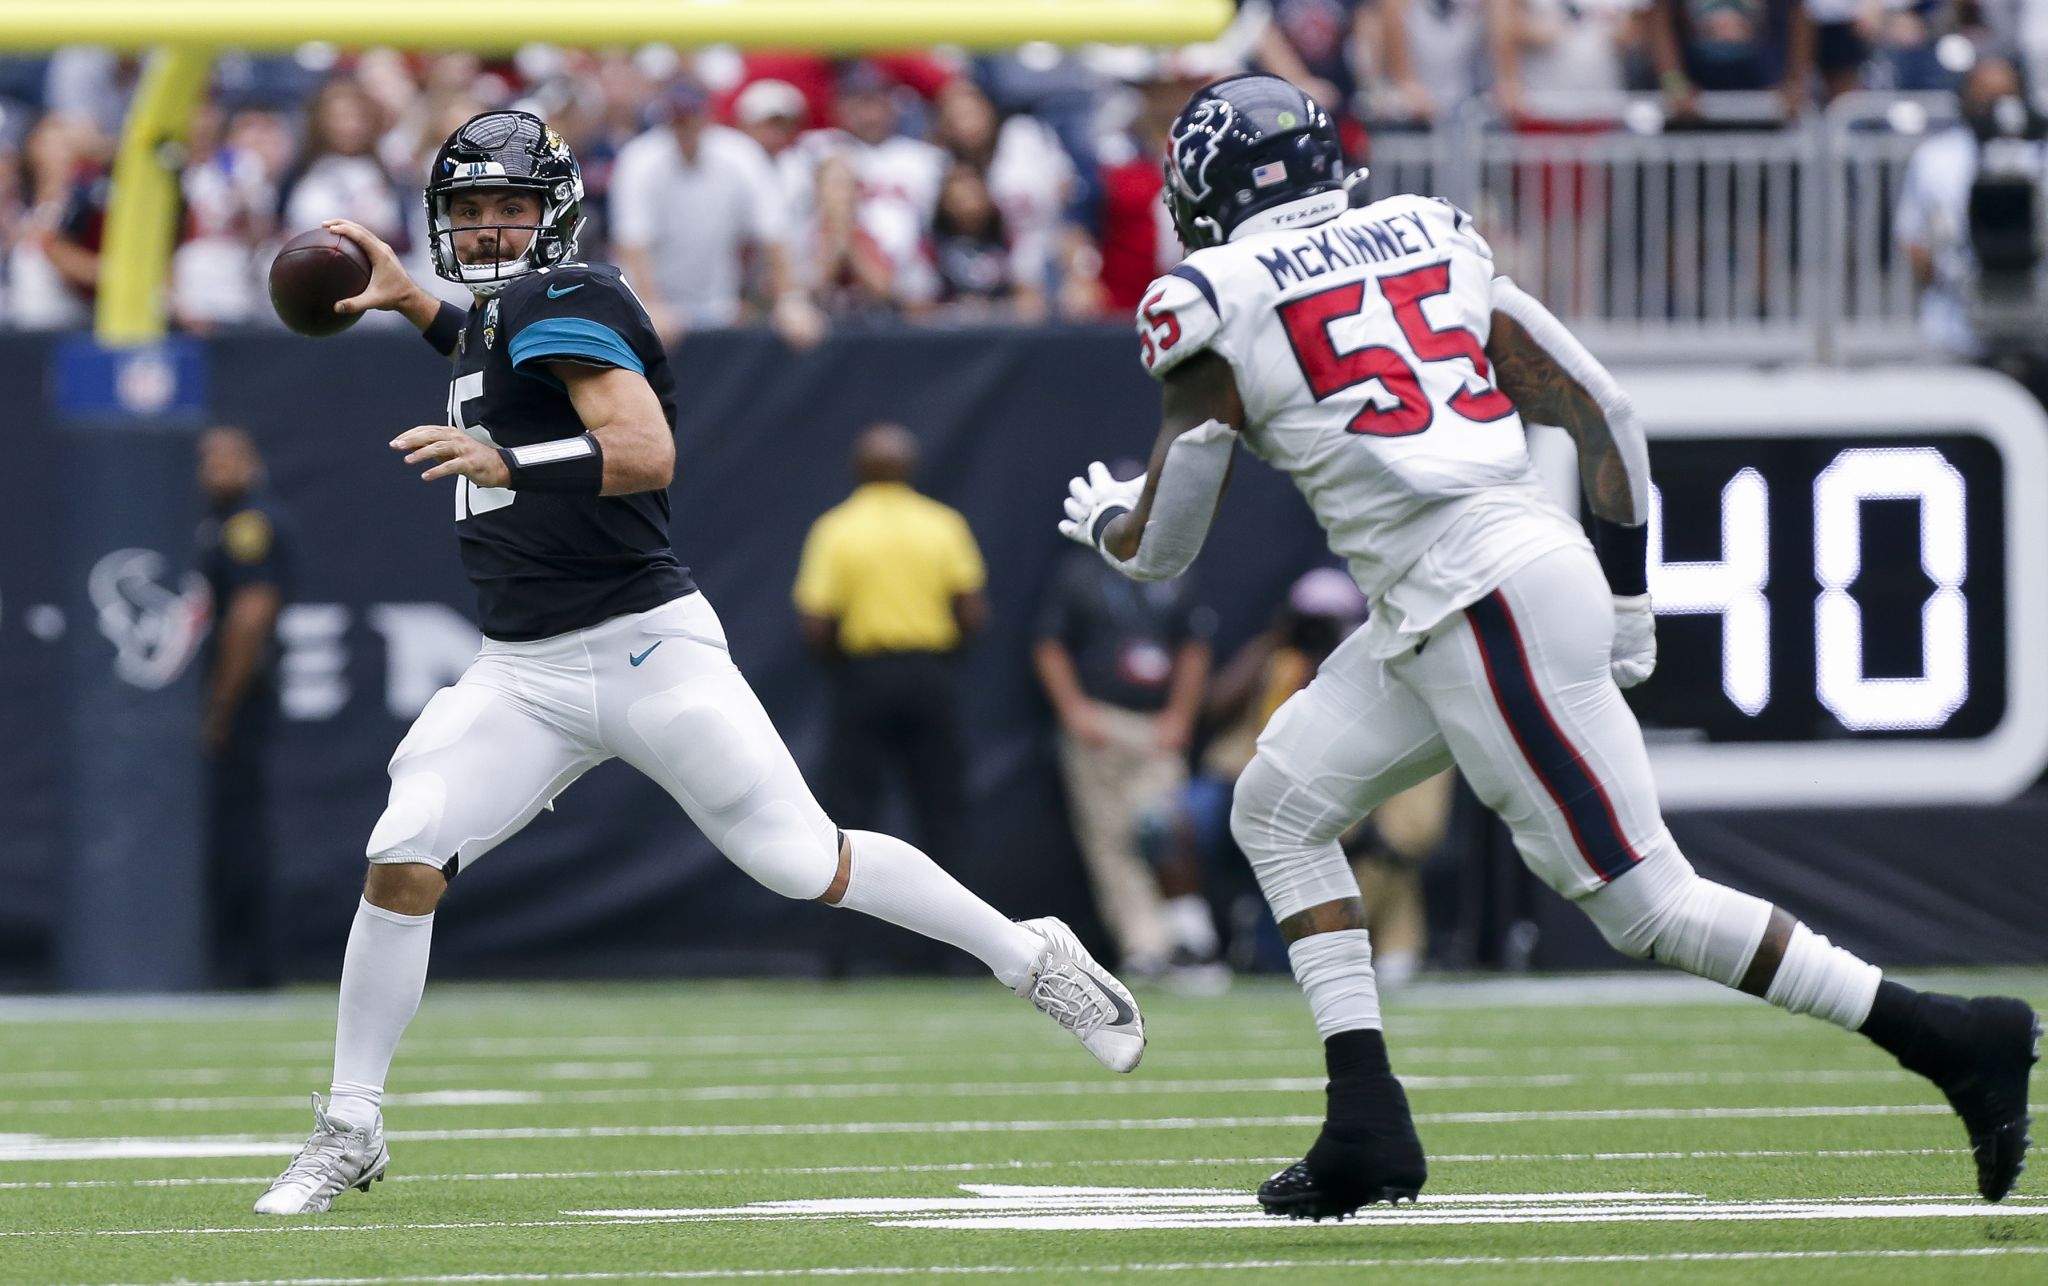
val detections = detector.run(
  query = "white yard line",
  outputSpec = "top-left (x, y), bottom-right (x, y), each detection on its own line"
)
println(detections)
top-left (0, 1103), bottom-right (1961, 1162)
top-left (25, 1249), bottom-right (2048, 1286)
top-left (0, 1068), bottom-right (1915, 1115)
top-left (0, 1147), bottom-right (1970, 1193)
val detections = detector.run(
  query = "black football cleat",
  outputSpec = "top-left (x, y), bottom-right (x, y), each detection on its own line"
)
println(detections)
top-left (1257, 1156), bottom-right (1423, 1221)
top-left (1257, 1086), bottom-right (1428, 1221)
top-left (1927, 998), bottom-right (2039, 1202)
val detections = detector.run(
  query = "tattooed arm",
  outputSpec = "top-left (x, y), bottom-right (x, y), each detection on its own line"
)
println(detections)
top-left (1490, 290), bottom-right (1646, 528)
top-left (1486, 311), bottom-right (1641, 524)
top-left (1486, 276), bottom-right (1659, 686)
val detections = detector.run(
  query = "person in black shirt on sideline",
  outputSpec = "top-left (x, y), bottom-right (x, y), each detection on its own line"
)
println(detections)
top-left (254, 110), bottom-right (1144, 1218)
top-left (197, 424), bottom-right (293, 990)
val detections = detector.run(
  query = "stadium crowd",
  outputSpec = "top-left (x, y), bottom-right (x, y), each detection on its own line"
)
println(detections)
top-left (0, 0), bottom-right (2033, 335)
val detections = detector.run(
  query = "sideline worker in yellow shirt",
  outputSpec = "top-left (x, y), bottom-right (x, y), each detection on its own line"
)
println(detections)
top-left (794, 423), bottom-right (987, 867)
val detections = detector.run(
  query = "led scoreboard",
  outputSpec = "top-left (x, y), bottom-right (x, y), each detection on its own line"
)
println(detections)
top-left (1532, 367), bottom-right (2048, 808)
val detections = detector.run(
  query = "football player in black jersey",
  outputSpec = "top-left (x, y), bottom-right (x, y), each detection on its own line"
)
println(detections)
top-left (255, 111), bottom-right (1146, 1216)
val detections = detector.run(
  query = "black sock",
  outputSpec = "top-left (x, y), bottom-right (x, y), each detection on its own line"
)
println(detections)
top-left (1858, 980), bottom-right (1971, 1080)
top-left (1325, 1028), bottom-right (1392, 1082)
top-left (1309, 1028), bottom-right (1425, 1190)
top-left (1322, 1029), bottom-right (1410, 1141)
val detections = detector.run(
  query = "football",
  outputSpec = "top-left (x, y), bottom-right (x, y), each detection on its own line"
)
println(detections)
top-left (268, 229), bottom-right (372, 337)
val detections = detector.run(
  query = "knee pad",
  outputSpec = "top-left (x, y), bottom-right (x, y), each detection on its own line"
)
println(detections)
top-left (1231, 756), bottom-right (1363, 924)
top-left (1577, 849), bottom-right (1772, 986)
top-left (719, 799), bottom-right (837, 900)
top-left (365, 771), bottom-right (453, 868)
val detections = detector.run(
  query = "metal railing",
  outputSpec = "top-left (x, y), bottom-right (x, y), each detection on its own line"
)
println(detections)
top-left (1355, 92), bottom-right (1963, 364)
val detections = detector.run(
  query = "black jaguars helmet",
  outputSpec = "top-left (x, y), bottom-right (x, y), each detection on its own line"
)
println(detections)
top-left (1164, 74), bottom-right (1348, 251)
top-left (425, 110), bottom-right (584, 296)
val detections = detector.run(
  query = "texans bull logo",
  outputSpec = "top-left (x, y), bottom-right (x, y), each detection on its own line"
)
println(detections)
top-left (1169, 98), bottom-right (1236, 202)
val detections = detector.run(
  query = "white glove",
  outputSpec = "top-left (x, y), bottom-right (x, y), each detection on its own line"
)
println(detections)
top-left (1610, 593), bottom-right (1657, 689)
top-left (1058, 461), bottom-right (1145, 552)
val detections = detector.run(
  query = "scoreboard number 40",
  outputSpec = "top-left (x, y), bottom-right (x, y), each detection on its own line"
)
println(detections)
top-left (1538, 367), bottom-right (2048, 809)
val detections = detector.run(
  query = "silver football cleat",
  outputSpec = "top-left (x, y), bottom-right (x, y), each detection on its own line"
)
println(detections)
top-left (1016, 916), bottom-right (1146, 1073)
top-left (253, 1093), bottom-right (389, 1215)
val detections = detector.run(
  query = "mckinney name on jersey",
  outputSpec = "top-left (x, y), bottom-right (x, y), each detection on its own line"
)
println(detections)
top-left (447, 263), bottom-right (694, 641)
top-left (1248, 207), bottom-right (1442, 288)
top-left (1136, 193), bottom-right (1587, 658)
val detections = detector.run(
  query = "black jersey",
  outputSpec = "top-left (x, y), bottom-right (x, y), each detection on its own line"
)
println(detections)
top-left (447, 263), bottom-right (694, 641)
top-left (197, 492), bottom-right (294, 681)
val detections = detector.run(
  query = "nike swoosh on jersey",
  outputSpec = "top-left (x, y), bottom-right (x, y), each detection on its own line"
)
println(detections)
top-left (546, 282), bottom-right (585, 298)
top-left (629, 641), bottom-right (663, 666)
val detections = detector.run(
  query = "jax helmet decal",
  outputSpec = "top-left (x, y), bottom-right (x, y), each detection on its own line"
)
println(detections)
top-left (425, 110), bottom-right (585, 296)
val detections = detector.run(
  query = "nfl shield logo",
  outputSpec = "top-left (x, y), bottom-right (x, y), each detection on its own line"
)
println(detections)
top-left (1252, 161), bottom-right (1288, 188)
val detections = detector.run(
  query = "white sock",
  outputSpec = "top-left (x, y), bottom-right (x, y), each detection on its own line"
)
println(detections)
top-left (1165, 894), bottom-right (1219, 956)
top-left (1764, 923), bottom-right (1882, 1030)
top-left (1287, 929), bottom-right (1382, 1039)
top-left (327, 897), bottom-right (434, 1129)
top-left (835, 829), bottom-right (1043, 989)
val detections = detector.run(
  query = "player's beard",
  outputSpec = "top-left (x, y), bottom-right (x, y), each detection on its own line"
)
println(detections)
top-left (457, 229), bottom-right (536, 266)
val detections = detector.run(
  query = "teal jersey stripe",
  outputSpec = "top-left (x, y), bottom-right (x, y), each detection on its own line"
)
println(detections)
top-left (509, 316), bottom-right (645, 376)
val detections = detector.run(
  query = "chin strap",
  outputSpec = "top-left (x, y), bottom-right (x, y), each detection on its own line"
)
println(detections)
top-left (1110, 419), bottom-right (1238, 581)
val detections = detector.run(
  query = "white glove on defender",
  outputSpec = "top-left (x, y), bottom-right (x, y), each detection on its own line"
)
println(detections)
top-left (1610, 594), bottom-right (1657, 689)
top-left (1058, 461), bottom-right (1144, 551)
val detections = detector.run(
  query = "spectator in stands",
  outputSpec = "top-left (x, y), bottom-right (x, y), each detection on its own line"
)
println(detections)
top-left (1863, 0), bottom-right (1964, 94)
top-left (929, 77), bottom-right (1071, 319)
top-left (1806, 0), bottom-right (1872, 99)
top-left (1649, 0), bottom-right (1817, 120)
top-left (729, 79), bottom-right (816, 306)
top-left (173, 105), bottom-right (286, 330)
top-left (737, 50), bottom-right (958, 137)
top-left (1059, 53), bottom-right (1206, 318)
top-left (929, 164), bottom-right (1030, 317)
top-left (1034, 528), bottom-right (1217, 978)
top-left (0, 129), bottom-right (22, 317)
top-left (1491, 0), bottom-right (1651, 124)
top-left (1380, 0), bottom-right (1493, 123)
top-left (281, 76), bottom-right (405, 251)
top-left (793, 423), bottom-right (987, 870)
top-left (809, 154), bottom-right (897, 315)
top-left (43, 47), bottom-right (134, 141)
top-left (7, 112), bottom-right (106, 330)
top-left (1895, 52), bottom-right (2034, 359)
top-left (797, 61), bottom-right (949, 311)
top-left (1252, 0), bottom-right (1385, 148)
top-left (733, 77), bottom-right (810, 162)
top-left (572, 47), bottom-right (666, 245)
top-left (609, 78), bottom-right (824, 348)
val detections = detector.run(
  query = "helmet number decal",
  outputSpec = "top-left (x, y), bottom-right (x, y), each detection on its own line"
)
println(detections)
top-left (1138, 290), bottom-right (1183, 370)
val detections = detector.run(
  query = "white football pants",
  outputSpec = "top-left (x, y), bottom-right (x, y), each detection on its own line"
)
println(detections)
top-left (365, 592), bottom-right (839, 899)
top-left (1233, 544), bottom-right (1679, 920)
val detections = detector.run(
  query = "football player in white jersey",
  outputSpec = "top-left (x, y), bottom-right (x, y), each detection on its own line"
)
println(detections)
top-left (1059, 74), bottom-right (2038, 1220)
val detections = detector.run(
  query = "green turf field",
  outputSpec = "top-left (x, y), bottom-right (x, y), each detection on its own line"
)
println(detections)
top-left (1, 970), bottom-right (2041, 1285)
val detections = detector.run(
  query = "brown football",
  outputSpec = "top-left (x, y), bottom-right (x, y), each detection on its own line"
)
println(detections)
top-left (268, 229), bottom-right (372, 337)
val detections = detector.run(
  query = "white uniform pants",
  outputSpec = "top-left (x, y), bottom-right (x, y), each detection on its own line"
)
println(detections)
top-left (365, 593), bottom-right (839, 900)
top-left (1233, 545), bottom-right (1675, 915)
